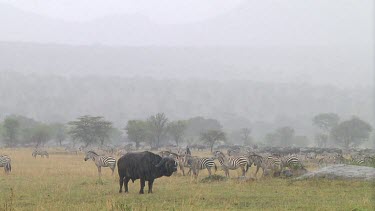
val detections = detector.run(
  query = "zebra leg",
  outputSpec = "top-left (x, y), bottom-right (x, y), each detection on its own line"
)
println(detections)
top-left (148, 179), bottom-right (154, 193)
top-left (207, 167), bottom-right (212, 176)
top-left (111, 166), bottom-right (115, 176)
top-left (254, 166), bottom-right (260, 178)
top-left (139, 179), bottom-right (145, 194)
top-left (98, 166), bottom-right (102, 179)
top-left (124, 177), bottom-right (130, 193)
top-left (241, 166), bottom-right (246, 177)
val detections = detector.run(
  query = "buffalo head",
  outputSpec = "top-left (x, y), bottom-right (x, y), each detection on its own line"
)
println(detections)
top-left (155, 157), bottom-right (178, 176)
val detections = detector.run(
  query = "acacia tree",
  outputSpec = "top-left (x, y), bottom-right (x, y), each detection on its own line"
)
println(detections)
top-left (68, 115), bottom-right (113, 147)
top-left (125, 120), bottom-right (148, 149)
top-left (312, 113), bottom-right (339, 147)
top-left (331, 117), bottom-right (372, 148)
top-left (2, 117), bottom-right (20, 147)
top-left (167, 120), bottom-right (187, 146)
top-left (200, 129), bottom-right (226, 152)
top-left (147, 113), bottom-right (168, 149)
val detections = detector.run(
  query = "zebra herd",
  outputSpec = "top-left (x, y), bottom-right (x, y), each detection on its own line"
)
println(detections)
top-left (2, 146), bottom-right (374, 181)
top-left (157, 148), bottom-right (307, 178)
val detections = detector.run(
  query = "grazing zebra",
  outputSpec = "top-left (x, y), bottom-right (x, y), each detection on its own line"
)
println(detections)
top-left (213, 151), bottom-right (249, 177)
top-left (32, 149), bottom-right (49, 158)
top-left (263, 155), bottom-right (283, 173)
top-left (248, 154), bottom-right (267, 177)
top-left (281, 155), bottom-right (304, 170)
top-left (186, 156), bottom-right (217, 176)
top-left (84, 151), bottom-right (116, 178)
top-left (65, 146), bottom-right (78, 155)
top-left (0, 155), bottom-right (12, 173)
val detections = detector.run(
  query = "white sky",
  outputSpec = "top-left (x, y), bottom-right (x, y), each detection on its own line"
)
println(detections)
top-left (0, 0), bottom-right (246, 23)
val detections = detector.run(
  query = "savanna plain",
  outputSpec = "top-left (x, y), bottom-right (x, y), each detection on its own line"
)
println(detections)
top-left (0, 148), bottom-right (374, 211)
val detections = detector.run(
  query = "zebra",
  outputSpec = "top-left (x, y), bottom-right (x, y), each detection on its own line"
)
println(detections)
top-left (0, 155), bottom-right (12, 173)
top-left (65, 146), bottom-right (78, 155)
top-left (262, 155), bottom-right (283, 174)
top-left (281, 155), bottom-right (304, 170)
top-left (186, 156), bottom-right (217, 176)
top-left (32, 149), bottom-right (49, 158)
top-left (213, 151), bottom-right (249, 177)
top-left (84, 151), bottom-right (116, 178)
top-left (247, 154), bottom-right (267, 178)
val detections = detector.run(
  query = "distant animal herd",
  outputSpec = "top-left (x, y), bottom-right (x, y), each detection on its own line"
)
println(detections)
top-left (1, 144), bottom-right (375, 194)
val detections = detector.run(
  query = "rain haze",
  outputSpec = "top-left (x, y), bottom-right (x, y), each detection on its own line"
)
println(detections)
top-left (0, 1), bottom-right (374, 210)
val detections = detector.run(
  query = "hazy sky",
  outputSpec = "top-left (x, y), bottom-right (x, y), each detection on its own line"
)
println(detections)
top-left (0, 0), bottom-right (373, 87)
top-left (0, 0), bottom-right (245, 23)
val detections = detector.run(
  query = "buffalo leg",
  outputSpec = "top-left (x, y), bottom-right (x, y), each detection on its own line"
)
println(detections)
top-left (148, 179), bottom-right (154, 193)
top-left (124, 177), bottom-right (130, 193)
top-left (139, 179), bottom-right (145, 194)
top-left (119, 176), bottom-right (124, 193)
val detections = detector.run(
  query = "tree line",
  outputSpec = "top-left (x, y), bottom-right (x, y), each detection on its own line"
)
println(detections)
top-left (0, 112), bottom-right (373, 149)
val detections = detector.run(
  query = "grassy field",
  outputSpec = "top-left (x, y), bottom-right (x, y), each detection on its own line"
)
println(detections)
top-left (0, 148), bottom-right (374, 211)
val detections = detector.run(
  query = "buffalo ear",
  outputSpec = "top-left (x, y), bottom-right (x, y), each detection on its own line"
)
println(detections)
top-left (155, 158), bottom-right (167, 168)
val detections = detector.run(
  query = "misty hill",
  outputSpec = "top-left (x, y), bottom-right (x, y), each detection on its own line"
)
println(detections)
top-left (0, 42), bottom-right (371, 87)
top-left (0, 72), bottom-right (372, 139)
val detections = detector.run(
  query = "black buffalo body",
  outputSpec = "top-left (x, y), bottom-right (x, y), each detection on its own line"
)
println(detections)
top-left (117, 151), bottom-right (177, 194)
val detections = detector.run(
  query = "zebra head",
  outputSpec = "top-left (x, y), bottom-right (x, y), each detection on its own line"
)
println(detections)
top-left (84, 151), bottom-right (98, 161)
top-left (212, 151), bottom-right (225, 159)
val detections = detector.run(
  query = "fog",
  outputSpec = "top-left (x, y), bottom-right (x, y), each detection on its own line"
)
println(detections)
top-left (0, 0), bottom-right (374, 148)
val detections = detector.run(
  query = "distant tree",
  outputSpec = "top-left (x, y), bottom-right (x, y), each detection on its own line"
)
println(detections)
top-left (200, 129), bottom-right (226, 152)
top-left (167, 120), bottom-right (187, 146)
top-left (50, 123), bottom-right (67, 146)
top-left (314, 133), bottom-right (329, 148)
top-left (125, 120), bottom-right (148, 149)
top-left (185, 117), bottom-right (222, 138)
top-left (293, 136), bottom-right (310, 147)
top-left (68, 115), bottom-right (113, 147)
top-left (109, 128), bottom-right (123, 144)
top-left (30, 124), bottom-right (52, 147)
top-left (313, 113), bottom-right (340, 132)
top-left (2, 117), bottom-right (20, 147)
top-left (147, 113), bottom-right (168, 149)
top-left (265, 126), bottom-right (295, 147)
top-left (240, 128), bottom-right (253, 146)
top-left (276, 126), bottom-right (295, 146)
top-left (331, 117), bottom-right (372, 148)
top-left (312, 113), bottom-right (339, 147)
top-left (264, 132), bottom-right (277, 146)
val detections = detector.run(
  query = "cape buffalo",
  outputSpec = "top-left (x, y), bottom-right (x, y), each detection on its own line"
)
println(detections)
top-left (118, 151), bottom-right (177, 194)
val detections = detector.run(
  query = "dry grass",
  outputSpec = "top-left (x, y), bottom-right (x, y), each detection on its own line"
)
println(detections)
top-left (0, 148), bottom-right (374, 211)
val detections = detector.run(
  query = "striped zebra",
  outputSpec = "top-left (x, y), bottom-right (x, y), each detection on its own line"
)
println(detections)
top-left (84, 151), bottom-right (116, 178)
top-left (281, 155), bottom-right (304, 170)
top-left (0, 155), bottom-right (12, 173)
top-left (186, 156), bottom-right (217, 176)
top-left (248, 154), bottom-right (267, 177)
top-left (32, 149), bottom-right (49, 158)
top-left (213, 151), bottom-right (249, 177)
top-left (263, 155), bottom-right (283, 173)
